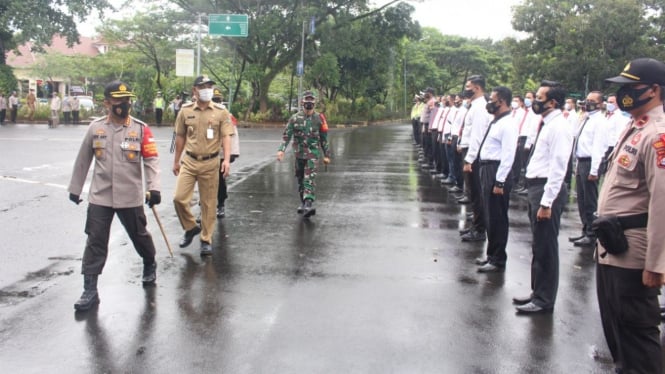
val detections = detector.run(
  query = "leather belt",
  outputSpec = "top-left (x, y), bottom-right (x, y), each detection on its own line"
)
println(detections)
top-left (618, 213), bottom-right (648, 229)
top-left (576, 157), bottom-right (591, 162)
top-left (525, 177), bottom-right (547, 187)
top-left (186, 151), bottom-right (219, 161)
top-left (479, 160), bottom-right (500, 165)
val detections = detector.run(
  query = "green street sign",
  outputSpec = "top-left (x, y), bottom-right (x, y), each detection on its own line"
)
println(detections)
top-left (209, 14), bottom-right (249, 37)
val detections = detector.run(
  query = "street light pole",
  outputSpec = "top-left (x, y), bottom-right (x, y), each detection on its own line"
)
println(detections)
top-left (197, 13), bottom-right (202, 76)
top-left (298, 19), bottom-right (305, 107)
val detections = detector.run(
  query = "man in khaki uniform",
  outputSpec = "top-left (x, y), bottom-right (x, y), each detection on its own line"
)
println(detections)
top-left (597, 58), bottom-right (665, 373)
top-left (172, 75), bottom-right (233, 256)
top-left (26, 89), bottom-right (36, 121)
top-left (68, 81), bottom-right (161, 312)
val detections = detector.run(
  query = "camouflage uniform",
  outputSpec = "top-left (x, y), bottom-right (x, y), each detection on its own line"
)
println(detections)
top-left (278, 110), bottom-right (330, 203)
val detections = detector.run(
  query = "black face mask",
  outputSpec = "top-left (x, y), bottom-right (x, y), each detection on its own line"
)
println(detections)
top-left (585, 102), bottom-right (599, 112)
top-left (485, 100), bottom-right (499, 114)
top-left (303, 102), bottom-right (315, 110)
top-left (616, 85), bottom-right (652, 112)
top-left (112, 102), bottom-right (130, 118)
top-left (463, 89), bottom-right (475, 99)
top-left (531, 99), bottom-right (549, 115)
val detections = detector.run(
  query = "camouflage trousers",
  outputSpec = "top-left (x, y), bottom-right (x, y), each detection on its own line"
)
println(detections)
top-left (295, 158), bottom-right (318, 202)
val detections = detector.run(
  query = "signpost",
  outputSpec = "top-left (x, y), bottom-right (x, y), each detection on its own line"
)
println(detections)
top-left (208, 14), bottom-right (249, 37)
top-left (175, 49), bottom-right (195, 77)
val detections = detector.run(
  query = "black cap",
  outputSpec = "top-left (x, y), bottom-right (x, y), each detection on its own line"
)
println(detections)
top-left (605, 58), bottom-right (665, 85)
top-left (425, 87), bottom-right (435, 95)
top-left (193, 75), bottom-right (216, 86)
top-left (104, 81), bottom-right (135, 99)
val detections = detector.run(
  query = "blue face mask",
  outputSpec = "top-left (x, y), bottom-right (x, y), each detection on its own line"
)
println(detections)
top-left (524, 98), bottom-right (532, 108)
top-left (606, 103), bottom-right (616, 112)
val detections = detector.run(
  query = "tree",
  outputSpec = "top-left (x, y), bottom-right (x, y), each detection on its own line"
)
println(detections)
top-left (0, 0), bottom-right (112, 65)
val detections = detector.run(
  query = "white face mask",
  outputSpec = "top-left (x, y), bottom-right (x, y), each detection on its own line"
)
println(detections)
top-left (564, 103), bottom-right (572, 111)
top-left (511, 101), bottom-right (519, 109)
top-left (606, 103), bottom-right (616, 112)
top-left (198, 88), bottom-right (213, 102)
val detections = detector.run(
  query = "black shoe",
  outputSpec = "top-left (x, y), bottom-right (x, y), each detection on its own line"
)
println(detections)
top-left (142, 262), bottom-right (156, 284)
top-left (440, 177), bottom-right (455, 185)
top-left (303, 199), bottom-right (316, 218)
top-left (457, 196), bottom-right (471, 204)
top-left (74, 275), bottom-right (99, 311)
top-left (512, 295), bottom-right (532, 305)
top-left (448, 186), bottom-right (463, 193)
top-left (200, 241), bottom-right (212, 256)
top-left (195, 214), bottom-right (201, 224)
top-left (474, 257), bottom-right (488, 265)
top-left (573, 236), bottom-right (596, 247)
top-left (515, 302), bottom-right (553, 315)
top-left (297, 201), bottom-right (305, 214)
top-left (477, 263), bottom-right (504, 273)
top-left (461, 230), bottom-right (486, 242)
top-left (216, 206), bottom-right (225, 218)
top-left (459, 228), bottom-right (472, 235)
top-left (179, 226), bottom-right (201, 248)
top-left (568, 234), bottom-right (585, 242)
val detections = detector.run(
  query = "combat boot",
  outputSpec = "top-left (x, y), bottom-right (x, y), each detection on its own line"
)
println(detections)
top-left (303, 199), bottom-right (316, 218)
top-left (142, 262), bottom-right (156, 284)
top-left (74, 274), bottom-right (100, 311)
top-left (297, 192), bottom-right (305, 214)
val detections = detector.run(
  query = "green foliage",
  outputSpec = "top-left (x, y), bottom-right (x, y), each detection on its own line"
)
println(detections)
top-left (0, 65), bottom-right (18, 94)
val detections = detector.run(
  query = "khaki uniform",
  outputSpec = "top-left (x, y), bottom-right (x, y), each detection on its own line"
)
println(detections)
top-left (173, 101), bottom-right (233, 243)
top-left (597, 105), bottom-right (665, 271)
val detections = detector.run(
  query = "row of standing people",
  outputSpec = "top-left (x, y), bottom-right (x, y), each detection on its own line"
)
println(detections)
top-left (0, 91), bottom-right (20, 124)
top-left (411, 58), bottom-right (665, 373)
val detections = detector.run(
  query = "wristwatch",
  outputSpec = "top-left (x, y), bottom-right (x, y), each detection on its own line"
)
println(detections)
top-left (494, 181), bottom-right (505, 189)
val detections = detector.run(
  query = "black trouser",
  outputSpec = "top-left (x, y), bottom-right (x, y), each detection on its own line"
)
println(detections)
top-left (479, 161), bottom-right (512, 266)
top-left (432, 132), bottom-right (441, 171)
top-left (72, 110), bottom-right (80, 124)
top-left (445, 137), bottom-right (457, 183)
top-left (422, 126), bottom-right (432, 164)
top-left (10, 105), bottom-right (17, 122)
top-left (438, 134), bottom-right (449, 176)
top-left (155, 108), bottom-right (163, 125)
top-left (0, 109), bottom-right (5, 123)
top-left (412, 119), bottom-right (421, 145)
top-left (526, 179), bottom-right (567, 308)
top-left (217, 169), bottom-right (228, 208)
top-left (464, 159), bottom-right (485, 233)
top-left (455, 146), bottom-right (466, 189)
top-left (575, 158), bottom-right (598, 237)
top-left (63, 111), bottom-right (71, 124)
top-left (512, 136), bottom-right (527, 187)
top-left (81, 204), bottom-right (156, 275)
top-left (596, 264), bottom-right (662, 374)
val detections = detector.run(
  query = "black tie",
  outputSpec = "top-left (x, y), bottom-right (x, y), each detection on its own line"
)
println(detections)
top-left (526, 119), bottom-right (545, 167)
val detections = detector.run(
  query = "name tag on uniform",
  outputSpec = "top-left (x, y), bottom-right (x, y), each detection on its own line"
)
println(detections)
top-left (207, 127), bottom-right (214, 139)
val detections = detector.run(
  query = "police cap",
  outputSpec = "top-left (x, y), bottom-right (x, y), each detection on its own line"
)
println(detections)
top-left (193, 75), bottom-right (216, 86)
top-left (213, 86), bottom-right (223, 99)
top-left (104, 81), bottom-right (135, 99)
top-left (605, 58), bottom-right (665, 86)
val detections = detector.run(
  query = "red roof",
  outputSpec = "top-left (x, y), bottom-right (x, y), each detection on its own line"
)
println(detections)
top-left (6, 35), bottom-right (106, 67)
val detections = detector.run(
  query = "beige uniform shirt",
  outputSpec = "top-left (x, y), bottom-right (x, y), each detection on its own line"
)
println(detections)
top-left (597, 106), bottom-right (665, 273)
top-left (175, 102), bottom-right (234, 158)
top-left (68, 116), bottom-right (161, 208)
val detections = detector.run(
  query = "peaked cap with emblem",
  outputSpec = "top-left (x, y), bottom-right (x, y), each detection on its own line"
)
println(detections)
top-left (213, 86), bottom-right (223, 99)
top-left (605, 58), bottom-right (665, 85)
top-left (104, 81), bottom-right (136, 99)
top-left (193, 75), bottom-right (216, 86)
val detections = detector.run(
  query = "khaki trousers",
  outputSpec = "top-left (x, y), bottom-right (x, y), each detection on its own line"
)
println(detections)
top-left (173, 156), bottom-right (220, 243)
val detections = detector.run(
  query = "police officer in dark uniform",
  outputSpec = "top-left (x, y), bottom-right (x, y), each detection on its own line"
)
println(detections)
top-left (276, 90), bottom-right (331, 218)
top-left (596, 58), bottom-right (665, 374)
top-left (68, 81), bottom-right (161, 312)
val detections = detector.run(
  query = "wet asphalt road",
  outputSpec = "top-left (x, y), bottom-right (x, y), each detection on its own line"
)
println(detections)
top-left (0, 121), bottom-right (654, 373)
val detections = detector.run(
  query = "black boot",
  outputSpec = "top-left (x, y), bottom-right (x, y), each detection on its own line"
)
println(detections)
top-left (303, 199), bottom-right (316, 218)
top-left (297, 192), bottom-right (305, 214)
top-left (142, 262), bottom-right (156, 284)
top-left (74, 274), bottom-right (100, 311)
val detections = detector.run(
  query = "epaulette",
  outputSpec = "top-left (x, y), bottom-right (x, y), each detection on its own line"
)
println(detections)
top-left (131, 116), bottom-right (149, 127)
top-left (89, 116), bottom-right (106, 126)
top-left (182, 102), bottom-right (195, 108)
top-left (213, 103), bottom-right (228, 110)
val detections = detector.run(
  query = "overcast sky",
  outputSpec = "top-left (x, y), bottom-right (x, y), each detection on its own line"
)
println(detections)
top-left (81, 0), bottom-right (525, 40)
top-left (373, 0), bottom-right (525, 40)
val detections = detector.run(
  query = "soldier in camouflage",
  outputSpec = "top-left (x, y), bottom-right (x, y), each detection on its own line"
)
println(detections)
top-left (277, 90), bottom-right (331, 218)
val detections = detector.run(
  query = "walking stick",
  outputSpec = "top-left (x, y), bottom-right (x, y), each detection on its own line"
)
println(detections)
top-left (146, 192), bottom-right (174, 257)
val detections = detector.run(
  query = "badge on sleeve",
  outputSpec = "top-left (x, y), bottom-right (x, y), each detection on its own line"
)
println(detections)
top-left (141, 126), bottom-right (159, 158)
top-left (654, 134), bottom-right (665, 169)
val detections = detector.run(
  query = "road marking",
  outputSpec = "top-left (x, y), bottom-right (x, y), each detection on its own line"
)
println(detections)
top-left (1, 175), bottom-right (68, 189)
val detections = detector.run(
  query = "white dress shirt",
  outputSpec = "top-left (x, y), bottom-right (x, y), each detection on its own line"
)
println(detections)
top-left (525, 109), bottom-right (574, 207)
top-left (463, 95), bottom-right (490, 162)
top-left (575, 110), bottom-right (608, 176)
top-left (451, 106), bottom-right (467, 140)
top-left (479, 111), bottom-right (519, 183)
top-left (605, 110), bottom-right (632, 149)
top-left (430, 106), bottom-right (445, 131)
top-left (523, 110), bottom-right (542, 148)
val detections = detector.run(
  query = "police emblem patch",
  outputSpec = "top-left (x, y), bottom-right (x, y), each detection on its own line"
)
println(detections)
top-left (618, 154), bottom-right (631, 167)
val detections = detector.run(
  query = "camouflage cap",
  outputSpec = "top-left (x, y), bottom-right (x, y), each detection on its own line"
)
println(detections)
top-left (302, 90), bottom-right (316, 101)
